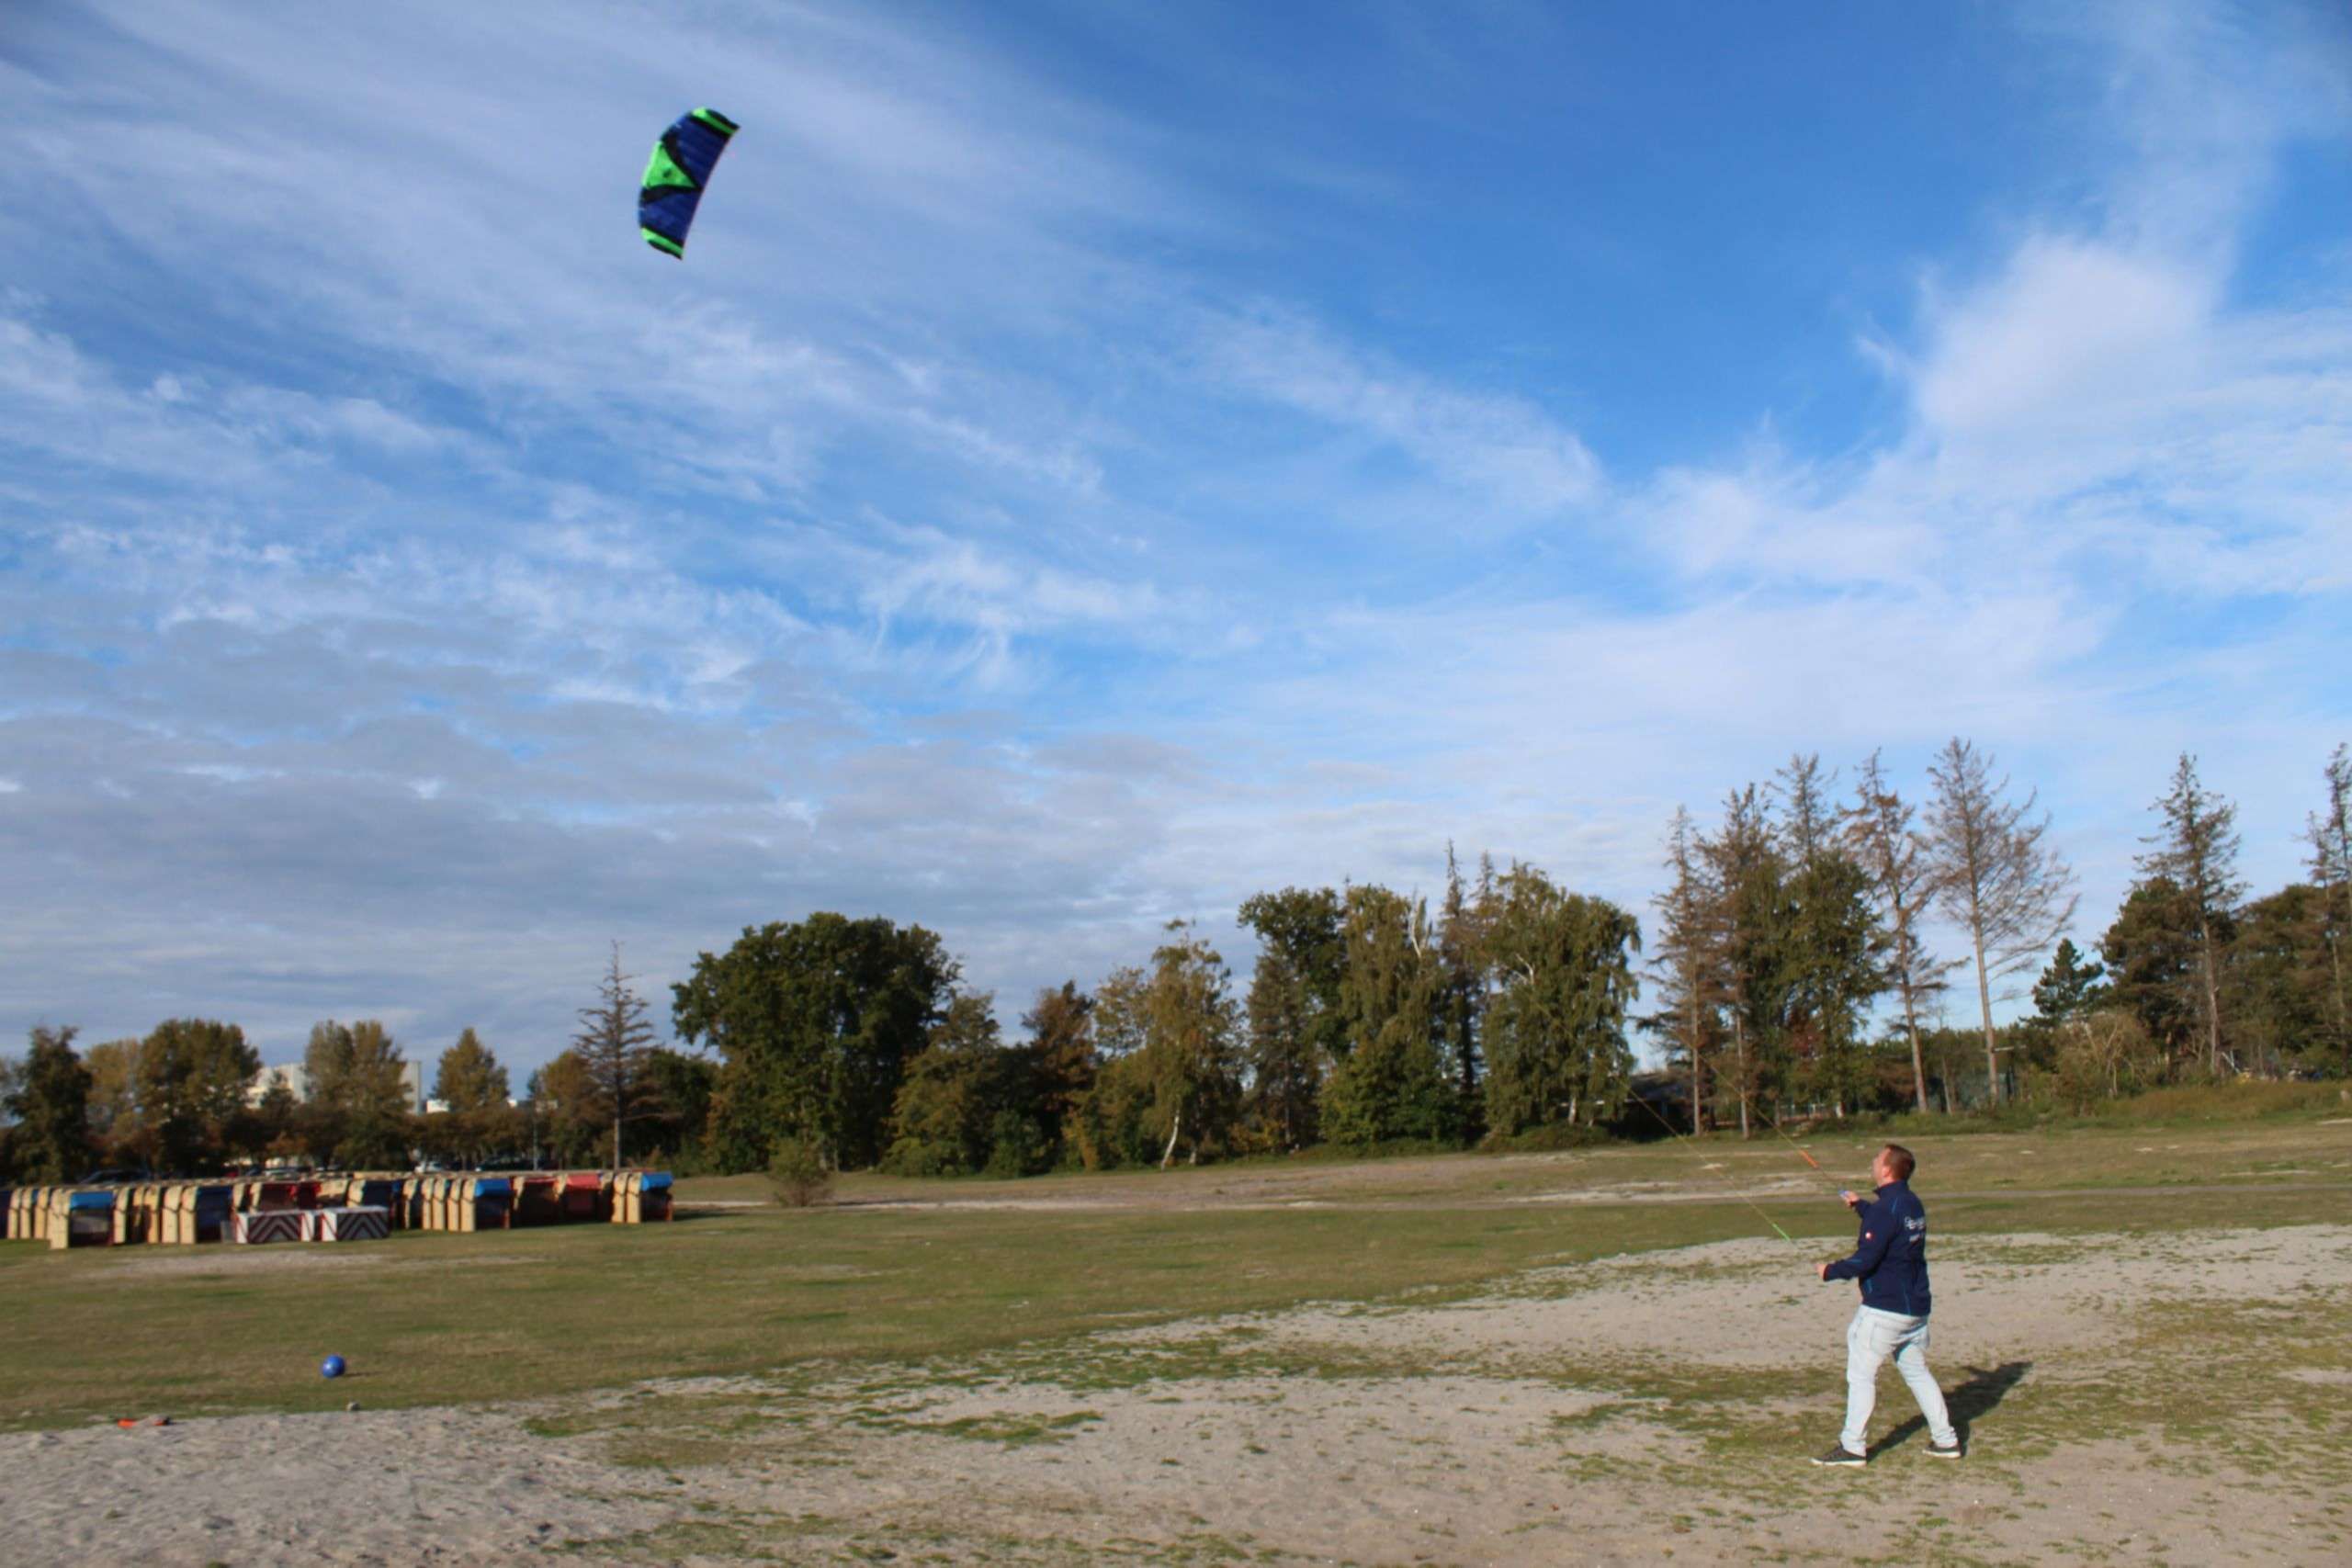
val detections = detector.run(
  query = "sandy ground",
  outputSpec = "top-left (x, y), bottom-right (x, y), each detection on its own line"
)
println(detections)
top-left (10, 1224), bottom-right (2351, 1566)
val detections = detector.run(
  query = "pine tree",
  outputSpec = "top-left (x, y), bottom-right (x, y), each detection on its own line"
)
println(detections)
top-left (1644, 807), bottom-right (1726, 1131)
top-left (2225, 886), bottom-right (2334, 1078)
top-left (1774, 755), bottom-right (1887, 1117)
top-left (1698, 785), bottom-right (1786, 1136)
top-left (2030, 940), bottom-right (2107, 1027)
top-left (2137, 753), bottom-right (2245, 1077)
top-left (575, 942), bottom-right (662, 1168)
top-left (2100, 878), bottom-right (2203, 1064)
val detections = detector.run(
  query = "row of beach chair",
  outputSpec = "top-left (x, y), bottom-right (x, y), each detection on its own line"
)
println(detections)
top-left (0, 1169), bottom-right (673, 1250)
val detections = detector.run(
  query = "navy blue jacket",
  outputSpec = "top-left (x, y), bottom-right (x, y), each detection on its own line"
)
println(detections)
top-left (1825, 1179), bottom-right (1932, 1317)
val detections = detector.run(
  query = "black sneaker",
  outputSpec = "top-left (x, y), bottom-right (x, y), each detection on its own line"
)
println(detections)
top-left (1810, 1444), bottom-right (1867, 1467)
top-left (1927, 1438), bottom-right (1962, 1460)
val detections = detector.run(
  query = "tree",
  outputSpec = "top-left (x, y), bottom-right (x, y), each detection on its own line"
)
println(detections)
top-left (1925, 739), bottom-right (2077, 1106)
top-left (7, 1026), bottom-right (92, 1180)
top-left (526, 1051), bottom-right (605, 1167)
top-left (2305, 744), bottom-right (2351, 1055)
top-left (2100, 878), bottom-right (2203, 1066)
top-left (1091, 966), bottom-right (1148, 1060)
top-left (433, 1028), bottom-right (510, 1112)
top-left (138, 1019), bottom-right (263, 1172)
top-left (1775, 752), bottom-right (1838, 868)
top-left (1137, 921), bottom-right (1243, 1167)
top-left (639, 1048), bottom-right (719, 1166)
top-left (2226, 886), bottom-right (2335, 1079)
top-left (885, 991), bottom-right (1049, 1178)
top-left (2136, 753), bottom-right (2245, 1077)
top-left (81, 1037), bottom-right (143, 1155)
top-left (432, 1028), bottom-right (512, 1165)
top-left (250, 1076), bottom-right (301, 1163)
top-left (1846, 752), bottom-right (1955, 1115)
top-left (301, 1020), bottom-right (413, 1167)
top-left (884, 992), bottom-right (1010, 1176)
top-left (1644, 807), bottom-right (1725, 1132)
top-left (2030, 940), bottom-right (2107, 1029)
top-left (1434, 846), bottom-right (1495, 1142)
top-left (575, 942), bottom-right (662, 1168)
top-left (1322, 885), bottom-right (1453, 1146)
top-left (1071, 967), bottom-right (1152, 1170)
top-left (1245, 949), bottom-right (1318, 1149)
top-left (1022, 982), bottom-right (1096, 1165)
top-left (1773, 756), bottom-right (1887, 1117)
top-left (1237, 885), bottom-right (1349, 1074)
top-left (2054, 1010), bottom-right (2159, 1111)
top-left (673, 914), bottom-right (957, 1171)
top-left (1698, 785), bottom-right (1785, 1136)
top-left (1480, 865), bottom-right (1641, 1136)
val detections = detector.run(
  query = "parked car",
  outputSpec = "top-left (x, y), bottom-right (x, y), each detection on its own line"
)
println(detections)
top-left (77, 1168), bottom-right (157, 1185)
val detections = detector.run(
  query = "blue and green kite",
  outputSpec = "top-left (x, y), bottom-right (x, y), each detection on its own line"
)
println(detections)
top-left (639, 107), bottom-right (739, 259)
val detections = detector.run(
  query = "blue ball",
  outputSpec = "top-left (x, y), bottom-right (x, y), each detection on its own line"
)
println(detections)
top-left (321, 1355), bottom-right (346, 1380)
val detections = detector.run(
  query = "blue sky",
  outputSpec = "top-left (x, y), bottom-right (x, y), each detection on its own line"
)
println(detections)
top-left (2, 0), bottom-right (2346, 1075)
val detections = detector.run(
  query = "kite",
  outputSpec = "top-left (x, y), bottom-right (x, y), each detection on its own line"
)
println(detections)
top-left (639, 107), bottom-right (739, 258)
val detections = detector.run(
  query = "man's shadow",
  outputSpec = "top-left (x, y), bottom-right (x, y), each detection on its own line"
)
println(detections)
top-left (1880, 1360), bottom-right (2032, 1453)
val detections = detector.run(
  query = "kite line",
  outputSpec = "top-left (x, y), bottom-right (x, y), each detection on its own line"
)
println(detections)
top-left (1735, 1090), bottom-right (1856, 1199)
top-left (1620, 1087), bottom-right (1806, 1250)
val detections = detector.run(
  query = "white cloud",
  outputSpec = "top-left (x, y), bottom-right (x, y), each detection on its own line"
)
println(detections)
top-left (1912, 240), bottom-right (2211, 438)
top-left (1203, 306), bottom-right (1603, 520)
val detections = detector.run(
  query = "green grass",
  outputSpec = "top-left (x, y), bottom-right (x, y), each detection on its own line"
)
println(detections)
top-left (1865, 1079), bottom-right (2352, 1137)
top-left (675, 1105), bottom-right (2352, 1213)
top-left (0, 1117), bottom-right (2346, 1435)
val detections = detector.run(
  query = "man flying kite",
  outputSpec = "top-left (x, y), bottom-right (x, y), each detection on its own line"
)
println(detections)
top-left (1810, 1142), bottom-right (1962, 1465)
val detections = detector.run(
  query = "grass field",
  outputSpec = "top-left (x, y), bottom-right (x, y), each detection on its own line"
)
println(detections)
top-left (3, 1109), bottom-right (2346, 1433)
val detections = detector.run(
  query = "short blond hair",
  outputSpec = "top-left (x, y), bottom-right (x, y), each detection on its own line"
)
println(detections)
top-left (1882, 1144), bottom-right (1916, 1181)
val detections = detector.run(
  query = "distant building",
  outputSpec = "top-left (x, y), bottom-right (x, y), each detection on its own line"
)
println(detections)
top-left (246, 1059), bottom-right (427, 1114)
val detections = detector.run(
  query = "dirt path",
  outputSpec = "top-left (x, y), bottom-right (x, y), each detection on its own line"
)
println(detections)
top-left (10, 1224), bottom-right (2348, 1565)
top-left (796, 1178), bottom-right (2352, 1214)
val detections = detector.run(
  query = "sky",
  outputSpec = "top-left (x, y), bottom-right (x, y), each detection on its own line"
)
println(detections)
top-left (1, 0), bottom-right (2346, 1077)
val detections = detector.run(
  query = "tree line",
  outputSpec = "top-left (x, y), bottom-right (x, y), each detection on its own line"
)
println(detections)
top-left (1645, 741), bottom-right (2349, 1130)
top-left (661, 873), bottom-right (1641, 1180)
top-left (0, 948), bottom-right (715, 1182)
top-left (4, 739), bottom-right (2344, 1181)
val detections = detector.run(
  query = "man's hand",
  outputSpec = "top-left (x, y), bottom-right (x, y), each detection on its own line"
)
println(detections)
top-left (1840, 1189), bottom-right (1861, 1209)
top-left (1816, 1260), bottom-right (1830, 1280)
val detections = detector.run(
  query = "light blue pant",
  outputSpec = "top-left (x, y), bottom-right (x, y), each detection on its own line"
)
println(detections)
top-left (1842, 1304), bottom-right (1957, 1455)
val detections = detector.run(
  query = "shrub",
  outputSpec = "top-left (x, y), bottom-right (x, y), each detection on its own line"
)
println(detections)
top-left (1477, 1122), bottom-right (1610, 1155)
top-left (879, 1138), bottom-right (961, 1178)
top-left (766, 1135), bottom-right (832, 1208)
